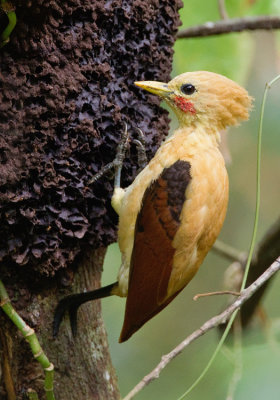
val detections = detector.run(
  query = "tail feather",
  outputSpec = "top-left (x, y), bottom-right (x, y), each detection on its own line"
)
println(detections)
top-left (53, 282), bottom-right (118, 337)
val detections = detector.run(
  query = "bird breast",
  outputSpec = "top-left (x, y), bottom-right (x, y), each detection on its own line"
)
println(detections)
top-left (168, 145), bottom-right (228, 297)
top-left (116, 127), bottom-right (229, 298)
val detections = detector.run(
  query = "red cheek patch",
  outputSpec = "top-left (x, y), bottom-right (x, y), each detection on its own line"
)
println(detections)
top-left (174, 96), bottom-right (196, 115)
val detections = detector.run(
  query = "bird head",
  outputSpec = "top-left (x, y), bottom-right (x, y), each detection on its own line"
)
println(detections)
top-left (135, 71), bottom-right (252, 132)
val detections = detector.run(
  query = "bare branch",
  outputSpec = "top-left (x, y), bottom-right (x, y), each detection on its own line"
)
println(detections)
top-left (123, 257), bottom-right (280, 400)
top-left (215, 219), bottom-right (280, 328)
top-left (177, 16), bottom-right (280, 39)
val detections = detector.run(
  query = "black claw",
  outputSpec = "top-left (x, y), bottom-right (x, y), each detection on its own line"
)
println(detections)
top-left (87, 122), bottom-right (129, 186)
top-left (134, 128), bottom-right (147, 171)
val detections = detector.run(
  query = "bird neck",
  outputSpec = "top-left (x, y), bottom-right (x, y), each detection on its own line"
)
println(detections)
top-left (171, 123), bottom-right (221, 150)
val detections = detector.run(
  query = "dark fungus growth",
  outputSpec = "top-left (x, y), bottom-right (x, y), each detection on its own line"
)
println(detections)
top-left (0, 0), bottom-right (182, 276)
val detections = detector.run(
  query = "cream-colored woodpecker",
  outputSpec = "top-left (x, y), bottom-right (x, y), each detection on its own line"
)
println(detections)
top-left (53, 71), bottom-right (252, 342)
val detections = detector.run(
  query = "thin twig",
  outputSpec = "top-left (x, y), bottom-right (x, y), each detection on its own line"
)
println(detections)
top-left (122, 257), bottom-right (280, 400)
top-left (193, 290), bottom-right (240, 301)
top-left (0, 280), bottom-right (55, 400)
top-left (218, 0), bottom-right (228, 20)
top-left (177, 16), bottom-right (280, 39)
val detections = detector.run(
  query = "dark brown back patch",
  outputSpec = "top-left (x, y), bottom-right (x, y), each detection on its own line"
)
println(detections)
top-left (119, 160), bottom-right (192, 342)
top-left (161, 160), bottom-right (192, 224)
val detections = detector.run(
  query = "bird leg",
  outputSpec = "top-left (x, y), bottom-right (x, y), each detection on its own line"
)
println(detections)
top-left (0, 0), bottom-right (17, 48)
top-left (111, 125), bottom-right (148, 215)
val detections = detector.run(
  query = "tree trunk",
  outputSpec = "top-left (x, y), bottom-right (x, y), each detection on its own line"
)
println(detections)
top-left (0, 248), bottom-right (120, 399)
top-left (0, 0), bottom-right (182, 397)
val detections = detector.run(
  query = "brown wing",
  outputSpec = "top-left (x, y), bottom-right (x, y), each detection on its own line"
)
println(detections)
top-left (119, 160), bottom-right (191, 342)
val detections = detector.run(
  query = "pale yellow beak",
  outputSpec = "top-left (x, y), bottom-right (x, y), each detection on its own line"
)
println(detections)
top-left (134, 81), bottom-right (172, 97)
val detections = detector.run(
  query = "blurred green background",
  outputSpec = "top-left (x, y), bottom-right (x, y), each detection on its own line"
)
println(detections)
top-left (102, 1), bottom-right (280, 399)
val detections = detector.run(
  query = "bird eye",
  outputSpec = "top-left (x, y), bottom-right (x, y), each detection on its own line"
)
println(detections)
top-left (181, 84), bottom-right (196, 95)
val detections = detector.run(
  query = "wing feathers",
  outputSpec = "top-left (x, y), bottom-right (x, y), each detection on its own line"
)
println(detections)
top-left (119, 160), bottom-right (191, 342)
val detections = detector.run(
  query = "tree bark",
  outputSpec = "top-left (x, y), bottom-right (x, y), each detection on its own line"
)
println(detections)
top-left (0, 248), bottom-right (120, 399)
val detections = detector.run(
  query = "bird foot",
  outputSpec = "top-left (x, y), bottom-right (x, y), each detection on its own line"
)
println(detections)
top-left (88, 123), bottom-right (130, 185)
top-left (88, 123), bottom-right (148, 186)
